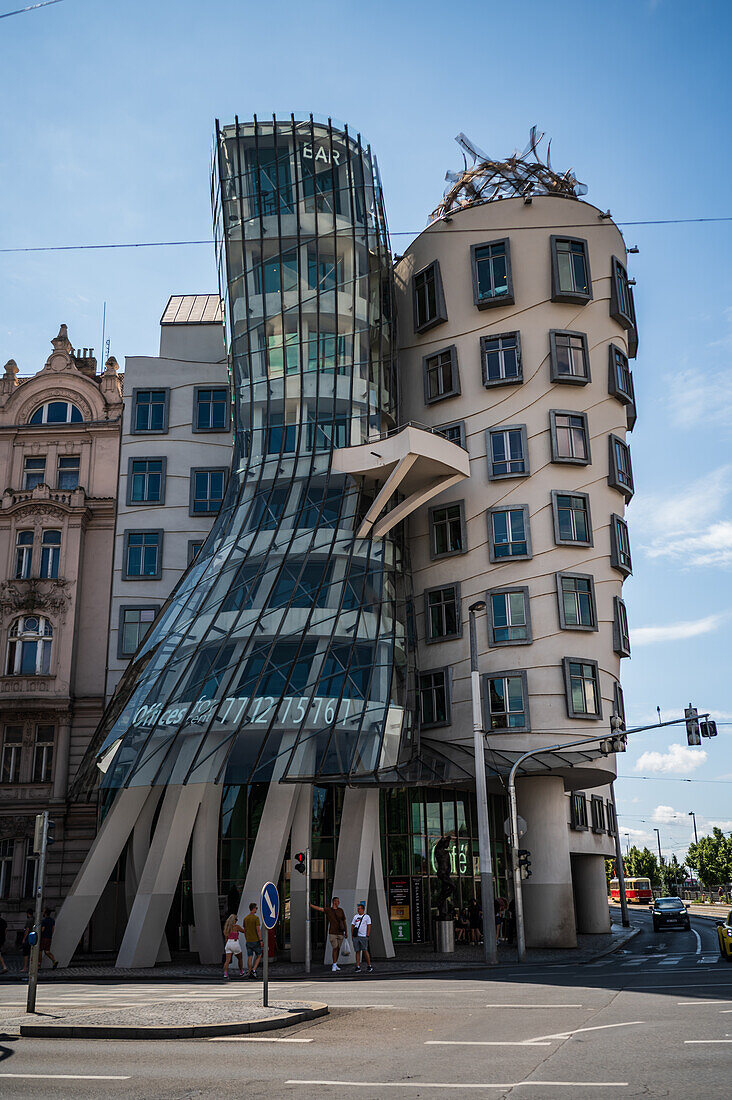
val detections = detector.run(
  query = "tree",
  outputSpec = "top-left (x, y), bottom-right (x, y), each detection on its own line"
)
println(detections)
top-left (686, 828), bottom-right (732, 888)
top-left (626, 845), bottom-right (661, 886)
top-left (662, 854), bottom-right (686, 893)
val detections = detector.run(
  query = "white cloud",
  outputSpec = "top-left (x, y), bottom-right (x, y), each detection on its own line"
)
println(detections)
top-left (630, 466), bottom-right (732, 567)
top-left (667, 368), bottom-right (732, 430)
top-left (631, 613), bottom-right (726, 646)
top-left (635, 744), bottom-right (708, 774)
top-left (652, 804), bottom-right (686, 825)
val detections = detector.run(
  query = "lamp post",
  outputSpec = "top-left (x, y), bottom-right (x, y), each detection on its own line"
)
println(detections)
top-left (468, 600), bottom-right (498, 966)
top-left (688, 811), bottom-right (698, 845)
top-left (654, 828), bottom-right (662, 864)
top-left (624, 833), bottom-right (630, 856)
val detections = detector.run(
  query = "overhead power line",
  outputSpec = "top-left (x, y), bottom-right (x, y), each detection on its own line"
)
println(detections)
top-left (617, 775), bottom-right (732, 785)
top-left (1, 215), bottom-right (732, 255)
top-left (0, 0), bottom-right (63, 18)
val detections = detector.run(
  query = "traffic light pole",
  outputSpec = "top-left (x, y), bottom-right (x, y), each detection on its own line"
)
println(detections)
top-left (610, 783), bottom-right (630, 928)
top-left (26, 811), bottom-right (49, 1014)
top-left (506, 713), bottom-right (707, 962)
top-left (305, 847), bottom-right (311, 976)
top-left (468, 602), bottom-right (498, 967)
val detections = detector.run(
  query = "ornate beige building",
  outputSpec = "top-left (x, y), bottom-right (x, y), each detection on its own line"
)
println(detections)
top-left (0, 326), bottom-right (122, 936)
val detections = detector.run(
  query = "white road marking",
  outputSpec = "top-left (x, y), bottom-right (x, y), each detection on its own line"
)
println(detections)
top-left (327, 1003), bottom-right (395, 1008)
top-left (658, 959), bottom-right (681, 966)
top-left (287, 1081), bottom-right (628, 1090)
top-left (677, 1000), bottom-right (731, 1005)
top-left (521, 1021), bottom-right (643, 1045)
top-left (684, 1039), bottom-right (732, 1044)
top-left (209, 1036), bottom-right (313, 1042)
top-left (693, 929), bottom-right (702, 954)
top-left (483, 1004), bottom-right (583, 1009)
top-left (426, 1041), bottom-right (553, 1047)
top-left (0, 1074), bottom-right (131, 1080)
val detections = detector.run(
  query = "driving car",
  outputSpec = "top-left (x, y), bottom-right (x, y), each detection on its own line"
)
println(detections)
top-left (650, 896), bottom-right (691, 931)
top-left (716, 911), bottom-right (732, 960)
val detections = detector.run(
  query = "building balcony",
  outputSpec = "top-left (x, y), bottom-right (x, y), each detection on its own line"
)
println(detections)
top-left (332, 423), bottom-right (470, 538)
top-left (1, 483), bottom-right (86, 512)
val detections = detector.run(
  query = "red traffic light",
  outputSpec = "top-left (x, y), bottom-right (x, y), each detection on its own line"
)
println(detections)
top-left (293, 852), bottom-right (306, 875)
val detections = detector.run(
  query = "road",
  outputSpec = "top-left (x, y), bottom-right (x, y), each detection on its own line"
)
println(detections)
top-left (0, 909), bottom-right (729, 1097)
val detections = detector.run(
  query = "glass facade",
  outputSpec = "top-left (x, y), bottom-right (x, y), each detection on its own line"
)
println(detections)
top-left (88, 116), bottom-right (415, 792)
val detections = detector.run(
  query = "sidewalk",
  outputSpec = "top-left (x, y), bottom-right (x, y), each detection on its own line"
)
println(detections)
top-left (0, 917), bottom-right (637, 983)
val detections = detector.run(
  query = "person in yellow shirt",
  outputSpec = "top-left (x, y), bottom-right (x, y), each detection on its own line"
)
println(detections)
top-left (243, 902), bottom-right (264, 979)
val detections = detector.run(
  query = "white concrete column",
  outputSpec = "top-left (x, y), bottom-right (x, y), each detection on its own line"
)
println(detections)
top-left (289, 783), bottom-right (313, 963)
top-left (116, 784), bottom-right (205, 969)
top-left (328, 787), bottom-right (394, 962)
top-left (572, 853), bottom-right (611, 934)
top-left (518, 776), bottom-right (577, 949)
top-left (190, 782), bottom-right (225, 963)
top-left (53, 785), bottom-right (155, 967)
top-left (238, 782), bottom-right (301, 923)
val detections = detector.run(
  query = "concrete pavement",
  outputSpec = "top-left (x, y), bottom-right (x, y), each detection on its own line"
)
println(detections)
top-left (0, 910), bottom-right (729, 1097)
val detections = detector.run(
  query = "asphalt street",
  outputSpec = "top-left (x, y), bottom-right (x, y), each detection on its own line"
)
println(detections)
top-left (0, 909), bottom-right (729, 1098)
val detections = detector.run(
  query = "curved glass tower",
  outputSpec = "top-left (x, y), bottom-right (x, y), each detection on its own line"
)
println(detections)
top-left (92, 115), bottom-right (414, 793)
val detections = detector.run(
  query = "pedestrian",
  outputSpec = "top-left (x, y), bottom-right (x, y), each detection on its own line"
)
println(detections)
top-left (243, 902), bottom-right (264, 979)
top-left (21, 908), bottom-right (34, 975)
top-left (494, 897), bottom-right (506, 944)
top-left (222, 912), bottom-right (245, 980)
top-left (311, 894), bottom-right (347, 972)
top-left (504, 898), bottom-right (516, 945)
top-left (351, 901), bottom-right (373, 973)
top-left (719, 886), bottom-right (725, 903)
top-left (40, 908), bottom-right (59, 969)
top-left (0, 911), bottom-right (7, 974)
top-left (468, 898), bottom-right (482, 945)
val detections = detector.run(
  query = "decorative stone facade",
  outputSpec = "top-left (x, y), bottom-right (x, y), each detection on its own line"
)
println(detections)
top-left (0, 326), bottom-right (122, 938)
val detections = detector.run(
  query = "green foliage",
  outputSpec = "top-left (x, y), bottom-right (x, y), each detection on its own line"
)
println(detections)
top-left (686, 827), bottom-right (732, 887)
top-left (605, 858), bottom-right (616, 886)
top-left (663, 853), bottom-right (686, 890)
top-left (626, 845), bottom-right (661, 886)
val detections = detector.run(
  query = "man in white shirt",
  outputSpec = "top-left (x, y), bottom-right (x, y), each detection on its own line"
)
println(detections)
top-left (351, 901), bottom-right (373, 973)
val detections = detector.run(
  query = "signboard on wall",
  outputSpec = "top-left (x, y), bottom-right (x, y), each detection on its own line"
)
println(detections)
top-left (411, 878), bottom-right (426, 943)
top-left (389, 878), bottom-right (410, 943)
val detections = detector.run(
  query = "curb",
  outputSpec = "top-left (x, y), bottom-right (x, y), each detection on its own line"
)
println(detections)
top-left (19, 1001), bottom-right (328, 1040)
top-left (584, 925), bottom-right (641, 963)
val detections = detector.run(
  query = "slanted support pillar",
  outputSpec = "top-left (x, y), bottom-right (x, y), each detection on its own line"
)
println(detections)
top-left (571, 852), bottom-right (611, 934)
top-left (191, 783), bottom-right (225, 963)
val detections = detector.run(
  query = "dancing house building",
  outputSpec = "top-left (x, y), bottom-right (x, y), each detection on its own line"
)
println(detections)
top-left (55, 122), bottom-right (636, 965)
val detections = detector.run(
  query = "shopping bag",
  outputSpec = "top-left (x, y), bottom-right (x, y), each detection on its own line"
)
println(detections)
top-left (340, 938), bottom-right (351, 957)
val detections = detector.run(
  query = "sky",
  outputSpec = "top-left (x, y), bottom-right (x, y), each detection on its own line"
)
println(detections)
top-left (1, 0), bottom-right (731, 865)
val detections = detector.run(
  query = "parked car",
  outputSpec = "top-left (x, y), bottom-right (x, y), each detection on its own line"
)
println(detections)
top-left (650, 896), bottom-right (691, 932)
top-left (716, 911), bottom-right (732, 960)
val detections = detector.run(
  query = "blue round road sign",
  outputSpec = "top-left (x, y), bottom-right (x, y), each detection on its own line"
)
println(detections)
top-left (261, 881), bottom-right (280, 929)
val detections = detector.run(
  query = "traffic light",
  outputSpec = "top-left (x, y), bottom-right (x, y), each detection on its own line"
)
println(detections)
top-left (47, 819), bottom-right (56, 845)
top-left (293, 851), bottom-right (306, 875)
top-left (685, 705), bottom-right (701, 746)
top-left (700, 719), bottom-right (718, 738)
top-left (518, 849), bottom-right (532, 878)
top-left (599, 734), bottom-right (627, 756)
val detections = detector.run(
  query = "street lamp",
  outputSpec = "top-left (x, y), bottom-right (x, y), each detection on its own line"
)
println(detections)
top-left (468, 600), bottom-right (498, 966)
top-left (688, 811), bottom-right (698, 845)
top-left (624, 833), bottom-right (630, 856)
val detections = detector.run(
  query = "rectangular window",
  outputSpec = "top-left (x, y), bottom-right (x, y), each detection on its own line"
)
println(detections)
top-left (23, 457), bottom-right (46, 490)
top-left (306, 415), bottom-right (349, 452)
top-left (299, 484), bottom-right (344, 529)
top-left (266, 410), bottom-right (298, 454)
top-left (57, 455), bottom-right (80, 490)
top-left (609, 435), bottom-right (634, 498)
top-left (132, 389), bottom-right (168, 433)
top-left (613, 596), bottom-right (631, 657)
top-left (556, 572), bottom-right (597, 630)
top-left (610, 257), bottom-right (637, 330)
top-left (606, 797), bottom-right (617, 835)
top-left (128, 458), bottom-right (165, 504)
top-left (563, 657), bottom-right (602, 718)
top-left (194, 388), bottom-right (229, 432)
top-left (318, 643), bottom-right (374, 700)
top-left (471, 238), bottom-right (514, 308)
top-left (0, 838), bottom-right (13, 898)
top-left (551, 491), bottom-right (593, 546)
top-left (119, 606), bottom-right (159, 657)
top-left (608, 345), bottom-right (634, 404)
top-left (423, 346), bottom-right (460, 404)
top-left (269, 559), bottom-right (332, 608)
top-left (250, 486), bottom-right (291, 531)
top-left (487, 425), bottom-right (528, 479)
top-left (550, 410), bottom-right (590, 464)
top-left (1, 726), bottom-right (23, 783)
top-left (23, 847), bottom-right (38, 899)
top-left (187, 540), bottom-right (204, 565)
top-left (435, 421), bottom-right (465, 447)
top-left (124, 531), bottom-right (163, 579)
top-left (307, 248), bottom-right (343, 292)
top-left (424, 584), bottom-right (461, 643)
top-left (268, 331), bottom-right (299, 377)
top-left (571, 792), bottom-right (588, 829)
top-left (613, 681), bottom-right (626, 727)
top-left (307, 330), bottom-right (347, 374)
top-left (39, 531), bottom-right (61, 579)
top-left (481, 332), bottom-right (522, 386)
top-left (221, 562), bottom-right (261, 613)
top-left (549, 330), bottom-right (590, 384)
top-left (488, 587), bottom-right (531, 646)
top-left (551, 236), bottom-right (592, 303)
top-left (256, 247), bottom-right (299, 294)
top-left (610, 514), bottom-right (632, 575)
top-left (32, 725), bottom-right (54, 784)
top-left (591, 795), bottom-right (606, 833)
top-left (419, 668), bottom-right (450, 727)
top-left (413, 261), bottom-right (447, 333)
top-left (483, 670), bottom-right (530, 731)
top-left (488, 505), bottom-right (531, 561)
top-left (15, 531), bottom-right (33, 579)
top-left (429, 501), bottom-right (465, 558)
top-left (190, 468), bottom-right (227, 516)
